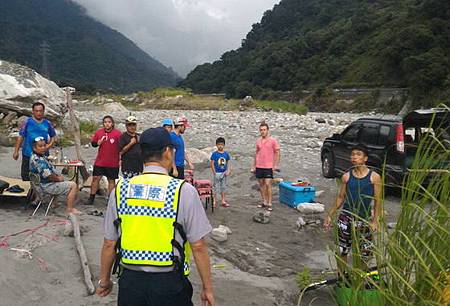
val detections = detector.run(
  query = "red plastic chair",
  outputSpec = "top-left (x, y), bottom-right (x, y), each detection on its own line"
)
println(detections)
top-left (184, 169), bottom-right (194, 185)
top-left (194, 179), bottom-right (214, 213)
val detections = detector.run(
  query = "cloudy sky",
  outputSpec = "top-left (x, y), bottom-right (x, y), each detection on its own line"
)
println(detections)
top-left (73, 0), bottom-right (279, 77)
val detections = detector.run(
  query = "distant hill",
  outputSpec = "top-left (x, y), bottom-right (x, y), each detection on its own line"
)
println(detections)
top-left (181, 0), bottom-right (450, 106)
top-left (0, 0), bottom-right (178, 93)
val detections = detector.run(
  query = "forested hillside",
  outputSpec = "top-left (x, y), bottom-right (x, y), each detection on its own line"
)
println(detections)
top-left (0, 0), bottom-right (178, 93)
top-left (181, 0), bottom-right (450, 106)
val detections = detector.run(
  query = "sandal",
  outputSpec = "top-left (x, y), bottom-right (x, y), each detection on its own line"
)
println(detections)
top-left (221, 202), bottom-right (230, 207)
top-left (266, 206), bottom-right (273, 211)
top-left (257, 204), bottom-right (266, 208)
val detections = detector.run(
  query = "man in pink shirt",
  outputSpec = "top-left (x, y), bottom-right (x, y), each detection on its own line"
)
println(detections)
top-left (87, 115), bottom-right (122, 205)
top-left (251, 122), bottom-right (280, 211)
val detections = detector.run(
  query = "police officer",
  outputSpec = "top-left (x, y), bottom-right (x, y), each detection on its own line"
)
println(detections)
top-left (96, 127), bottom-right (215, 306)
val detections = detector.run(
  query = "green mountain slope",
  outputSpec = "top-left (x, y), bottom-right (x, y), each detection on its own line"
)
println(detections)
top-left (181, 0), bottom-right (450, 105)
top-left (0, 0), bottom-right (178, 93)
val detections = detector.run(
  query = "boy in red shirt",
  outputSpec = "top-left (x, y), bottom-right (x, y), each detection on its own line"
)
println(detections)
top-left (87, 115), bottom-right (121, 205)
top-left (251, 122), bottom-right (280, 211)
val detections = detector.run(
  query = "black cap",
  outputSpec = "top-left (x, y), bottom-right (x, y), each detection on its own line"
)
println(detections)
top-left (140, 127), bottom-right (173, 150)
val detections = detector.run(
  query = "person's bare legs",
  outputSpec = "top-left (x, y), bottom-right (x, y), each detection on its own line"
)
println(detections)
top-left (258, 178), bottom-right (267, 206)
top-left (66, 181), bottom-right (81, 214)
top-left (213, 193), bottom-right (218, 207)
top-left (87, 175), bottom-right (102, 205)
top-left (90, 176), bottom-right (101, 196)
top-left (107, 179), bottom-right (116, 195)
top-left (221, 192), bottom-right (229, 207)
top-left (265, 178), bottom-right (273, 210)
top-left (221, 192), bottom-right (226, 204)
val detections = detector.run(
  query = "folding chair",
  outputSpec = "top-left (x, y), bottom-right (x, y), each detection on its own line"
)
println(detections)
top-left (29, 172), bottom-right (56, 216)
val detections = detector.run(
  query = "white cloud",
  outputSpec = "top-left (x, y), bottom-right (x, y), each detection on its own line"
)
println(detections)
top-left (73, 0), bottom-right (279, 76)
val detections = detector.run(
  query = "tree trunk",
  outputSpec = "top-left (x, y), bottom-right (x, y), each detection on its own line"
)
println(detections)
top-left (68, 213), bottom-right (95, 295)
top-left (64, 87), bottom-right (89, 180)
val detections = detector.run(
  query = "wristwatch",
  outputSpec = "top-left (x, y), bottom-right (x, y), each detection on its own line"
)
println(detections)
top-left (98, 279), bottom-right (112, 289)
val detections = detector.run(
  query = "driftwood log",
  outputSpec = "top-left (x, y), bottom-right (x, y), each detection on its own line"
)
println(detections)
top-left (63, 87), bottom-right (89, 180)
top-left (68, 213), bottom-right (95, 295)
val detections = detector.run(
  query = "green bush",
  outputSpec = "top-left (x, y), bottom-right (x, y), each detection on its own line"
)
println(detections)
top-left (79, 120), bottom-right (98, 135)
top-left (253, 99), bottom-right (308, 115)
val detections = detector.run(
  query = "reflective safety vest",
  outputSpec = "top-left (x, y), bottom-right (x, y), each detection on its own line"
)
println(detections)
top-left (115, 173), bottom-right (191, 275)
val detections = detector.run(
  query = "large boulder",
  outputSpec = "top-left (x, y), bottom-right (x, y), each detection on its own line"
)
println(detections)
top-left (185, 148), bottom-right (210, 164)
top-left (102, 102), bottom-right (128, 113)
top-left (0, 60), bottom-right (66, 120)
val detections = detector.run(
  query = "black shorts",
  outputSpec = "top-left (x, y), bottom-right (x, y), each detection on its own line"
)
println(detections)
top-left (255, 168), bottom-right (273, 179)
top-left (93, 165), bottom-right (119, 180)
top-left (21, 156), bottom-right (31, 181)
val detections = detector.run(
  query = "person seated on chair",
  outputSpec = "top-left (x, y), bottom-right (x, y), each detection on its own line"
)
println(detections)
top-left (30, 136), bottom-right (81, 215)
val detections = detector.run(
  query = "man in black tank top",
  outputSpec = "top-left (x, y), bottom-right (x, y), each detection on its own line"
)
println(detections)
top-left (324, 144), bottom-right (382, 272)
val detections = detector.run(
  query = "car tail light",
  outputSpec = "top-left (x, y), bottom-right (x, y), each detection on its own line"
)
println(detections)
top-left (396, 124), bottom-right (404, 153)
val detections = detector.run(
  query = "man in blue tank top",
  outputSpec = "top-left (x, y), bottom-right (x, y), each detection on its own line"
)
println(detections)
top-left (324, 144), bottom-right (382, 270)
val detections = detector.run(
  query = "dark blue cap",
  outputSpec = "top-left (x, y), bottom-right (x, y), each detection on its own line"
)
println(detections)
top-left (140, 127), bottom-right (173, 150)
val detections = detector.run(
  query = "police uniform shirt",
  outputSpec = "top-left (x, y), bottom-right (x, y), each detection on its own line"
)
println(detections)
top-left (103, 165), bottom-right (212, 272)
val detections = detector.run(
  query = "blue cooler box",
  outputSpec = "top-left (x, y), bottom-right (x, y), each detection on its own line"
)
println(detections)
top-left (279, 182), bottom-right (316, 208)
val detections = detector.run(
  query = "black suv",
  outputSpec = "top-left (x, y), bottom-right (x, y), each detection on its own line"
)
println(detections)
top-left (320, 108), bottom-right (449, 186)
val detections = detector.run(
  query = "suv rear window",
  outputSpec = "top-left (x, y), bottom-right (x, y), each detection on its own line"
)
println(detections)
top-left (361, 123), bottom-right (379, 146)
top-left (378, 125), bottom-right (391, 146)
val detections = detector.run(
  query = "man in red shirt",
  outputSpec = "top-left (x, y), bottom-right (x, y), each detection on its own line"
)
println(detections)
top-left (251, 122), bottom-right (280, 211)
top-left (87, 115), bottom-right (122, 205)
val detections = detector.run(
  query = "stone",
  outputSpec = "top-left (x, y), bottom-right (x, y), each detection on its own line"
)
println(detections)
top-left (387, 222), bottom-right (396, 229)
top-left (252, 211), bottom-right (270, 224)
top-left (242, 95), bottom-right (253, 105)
top-left (2, 111), bottom-right (17, 125)
top-left (102, 102), bottom-right (128, 113)
top-left (0, 134), bottom-right (15, 146)
top-left (307, 141), bottom-right (320, 149)
top-left (200, 146), bottom-right (216, 157)
top-left (297, 203), bottom-right (325, 214)
top-left (315, 190), bottom-right (325, 198)
top-left (211, 227), bottom-right (228, 242)
top-left (315, 118), bottom-right (326, 124)
top-left (218, 225), bottom-right (232, 235)
top-left (63, 223), bottom-right (74, 237)
top-left (17, 115), bottom-right (28, 128)
top-left (296, 217), bottom-right (306, 229)
top-left (0, 60), bottom-right (66, 120)
top-left (185, 148), bottom-right (209, 164)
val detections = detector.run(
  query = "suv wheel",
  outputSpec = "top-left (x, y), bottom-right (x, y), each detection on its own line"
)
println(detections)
top-left (322, 152), bottom-right (336, 178)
